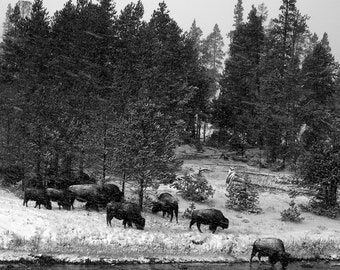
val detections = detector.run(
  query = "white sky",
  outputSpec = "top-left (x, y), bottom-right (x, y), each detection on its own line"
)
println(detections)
top-left (0, 0), bottom-right (340, 62)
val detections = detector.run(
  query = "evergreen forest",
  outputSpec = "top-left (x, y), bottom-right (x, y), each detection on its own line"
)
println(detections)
top-left (0, 0), bottom-right (339, 213)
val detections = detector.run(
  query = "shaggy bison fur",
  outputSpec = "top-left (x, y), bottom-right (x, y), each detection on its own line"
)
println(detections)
top-left (152, 192), bottom-right (179, 223)
top-left (189, 209), bottom-right (229, 233)
top-left (46, 188), bottom-right (75, 210)
top-left (23, 188), bottom-right (52, 210)
top-left (106, 202), bottom-right (145, 230)
top-left (250, 238), bottom-right (290, 268)
top-left (68, 183), bottom-right (123, 210)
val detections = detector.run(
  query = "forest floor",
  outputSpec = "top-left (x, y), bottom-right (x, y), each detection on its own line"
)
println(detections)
top-left (0, 144), bottom-right (339, 265)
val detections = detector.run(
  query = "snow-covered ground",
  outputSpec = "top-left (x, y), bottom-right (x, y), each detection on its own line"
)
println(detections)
top-left (0, 145), bottom-right (339, 263)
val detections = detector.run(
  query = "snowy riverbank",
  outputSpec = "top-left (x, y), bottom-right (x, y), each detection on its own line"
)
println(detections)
top-left (0, 146), bottom-right (340, 264)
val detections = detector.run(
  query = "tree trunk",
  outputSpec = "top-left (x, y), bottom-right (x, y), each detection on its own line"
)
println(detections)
top-left (35, 125), bottom-right (43, 188)
top-left (196, 113), bottom-right (201, 141)
top-left (328, 179), bottom-right (338, 207)
top-left (6, 114), bottom-right (11, 148)
top-left (102, 121), bottom-right (107, 185)
top-left (190, 115), bottom-right (196, 138)
top-left (122, 172), bottom-right (126, 195)
top-left (203, 122), bottom-right (207, 142)
top-left (79, 144), bottom-right (85, 175)
top-left (62, 153), bottom-right (72, 179)
top-left (138, 178), bottom-right (144, 212)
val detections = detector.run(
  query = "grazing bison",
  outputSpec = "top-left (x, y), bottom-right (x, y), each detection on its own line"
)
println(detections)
top-left (250, 238), bottom-right (290, 268)
top-left (189, 209), bottom-right (229, 233)
top-left (46, 188), bottom-right (75, 210)
top-left (152, 192), bottom-right (179, 223)
top-left (23, 188), bottom-right (52, 210)
top-left (106, 202), bottom-right (145, 230)
top-left (68, 183), bottom-right (123, 210)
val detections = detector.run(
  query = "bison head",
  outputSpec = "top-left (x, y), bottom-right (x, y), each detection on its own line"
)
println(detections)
top-left (151, 201), bottom-right (163, 213)
top-left (135, 217), bottom-right (145, 230)
top-left (221, 218), bottom-right (229, 229)
top-left (44, 200), bottom-right (52, 210)
top-left (280, 252), bottom-right (291, 268)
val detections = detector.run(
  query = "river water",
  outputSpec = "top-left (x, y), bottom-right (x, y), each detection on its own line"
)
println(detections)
top-left (12, 262), bottom-right (340, 270)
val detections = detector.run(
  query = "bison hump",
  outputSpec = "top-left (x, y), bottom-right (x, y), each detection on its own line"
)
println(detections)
top-left (254, 238), bottom-right (285, 253)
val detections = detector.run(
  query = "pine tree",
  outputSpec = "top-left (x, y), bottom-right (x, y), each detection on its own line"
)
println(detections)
top-left (187, 20), bottom-right (203, 61)
top-left (140, 2), bottom-right (192, 123)
top-left (258, 0), bottom-right (309, 164)
top-left (257, 3), bottom-right (268, 22)
top-left (0, 3), bottom-right (25, 167)
top-left (112, 98), bottom-right (180, 210)
top-left (114, 0), bottom-right (144, 111)
top-left (50, 0), bottom-right (117, 182)
top-left (183, 23), bottom-right (212, 143)
top-left (233, 0), bottom-right (244, 27)
top-left (214, 6), bottom-right (264, 149)
top-left (301, 33), bottom-right (337, 105)
top-left (201, 24), bottom-right (225, 80)
top-left (298, 140), bottom-right (340, 215)
top-left (7, 0), bottom-right (53, 184)
top-left (1, 3), bottom-right (23, 81)
top-left (2, 4), bottom-right (14, 38)
top-left (49, 0), bottom-right (88, 179)
top-left (296, 32), bottom-right (340, 215)
top-left (299, 33), bottom-right (338, 150)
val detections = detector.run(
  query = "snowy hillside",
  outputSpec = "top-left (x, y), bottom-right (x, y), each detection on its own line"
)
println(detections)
top-left (0, 145), bottom-right (339, 263)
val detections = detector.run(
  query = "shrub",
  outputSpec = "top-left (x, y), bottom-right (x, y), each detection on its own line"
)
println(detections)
top-left (297, 141), bottom-right (340, 214)
top-left (225, 176), bottom-right (261, 213)
top-left (281, 200), bottom-right (304, 222)
top-left (0, 165), bottom-right (25, 186)
top-left (171, 171), bottom-right (215, 202)
top-left (182, 202), bottom-right (196, 219)
top-left (299, 199), bottom-right (340, 219)
top-left (229, 132), bottom-right (247, 156)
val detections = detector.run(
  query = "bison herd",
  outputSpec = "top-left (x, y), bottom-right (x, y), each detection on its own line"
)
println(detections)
top-left (23, 183), bottom-right (123, 211)
top-left (22, 187), bottom-right (290, 268)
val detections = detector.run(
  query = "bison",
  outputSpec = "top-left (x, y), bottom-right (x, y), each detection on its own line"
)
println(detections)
top-left (189, 209), bottom-right (229, 233)
top-left (250, 238), bottom-right (290, 268)
top-left (152, 192), bottom-right (179, 223)
top-left (106, 202), bottom-right (145, 230)
top-left (23, 188), bottom-right (52, 210)
top-left (68, 183), bottom-right (123, 210)
top-left (46, 188), bottom-right (75, 210)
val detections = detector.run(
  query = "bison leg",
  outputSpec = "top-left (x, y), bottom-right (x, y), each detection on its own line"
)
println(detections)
top-left (189, 219), bottom-right (196, 230)
top-left (174, 208), bottom-right (178, 223)
top-left (196, 222), bottom-right (203, 233)
top-left (209, 224), bottom-right (217, 233)
top-left (23, 199), bottom-right (28, 207)
top-left (169, 210), bottom-right (174, 222)
top-left (106, 215), bottom-right (113, 226)
top-left (70, 198), bottom-right (75, 209)
top-left (122, 220), bottom-right (133, 228)
top-left (249, 247), bottom-right (257, 265)
top-left (269, 253), bottom-right (279, 266)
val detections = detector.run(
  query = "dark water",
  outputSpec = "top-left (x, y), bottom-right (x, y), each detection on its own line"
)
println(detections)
top-left (7, 262), bottom-right (340, 270)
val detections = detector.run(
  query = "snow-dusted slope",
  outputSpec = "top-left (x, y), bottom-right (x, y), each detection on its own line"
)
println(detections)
top-left (0, 145), bottom-right (339, 262)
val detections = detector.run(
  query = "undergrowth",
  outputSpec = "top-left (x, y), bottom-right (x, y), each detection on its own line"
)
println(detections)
top-left (281, 200), bottom-right (304, 222)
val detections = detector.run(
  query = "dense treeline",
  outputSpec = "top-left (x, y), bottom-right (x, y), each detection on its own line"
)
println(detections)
top-left (0, 0), bottom-right (216, 209)
top-left (0, 0), bottom-right (339, 213)
top-left (214, 0), bottom-right (340, 213)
